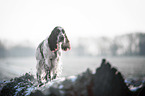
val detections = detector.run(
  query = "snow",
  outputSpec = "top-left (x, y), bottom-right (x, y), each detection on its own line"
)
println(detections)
top-left (59, 90), bottom-right (65, 94)
top-left (67, 76), bottom-right (77, 82)
top-left (59, 85), bottom-right (63, 89)
top-left (129, 85), bottom-right (143, 92)
top-left (14, 87), bottom-right (25, 96)
top-left (25, 87), bottom-right (35, 96)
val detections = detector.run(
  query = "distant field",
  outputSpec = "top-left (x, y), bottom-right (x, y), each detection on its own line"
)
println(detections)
top-left (0, 56), bottom-right (145, 81)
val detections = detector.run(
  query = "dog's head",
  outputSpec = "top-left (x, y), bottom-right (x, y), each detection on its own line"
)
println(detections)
top-left (48, 26), bottom-right (71, 52)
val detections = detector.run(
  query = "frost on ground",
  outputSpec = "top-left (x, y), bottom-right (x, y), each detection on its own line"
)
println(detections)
top-left (0, 73), bottom-right (36, 96)
top-left (0, 59), bottom-right (145, 96)
top-left (0, 72), bottom-right (78, 96)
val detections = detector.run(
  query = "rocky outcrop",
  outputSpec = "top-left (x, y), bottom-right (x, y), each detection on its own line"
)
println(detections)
top-left (93, 59), bottom-right (132, 96)
top-left (0, 73), bottom-right (36, 96)
top-left (0, 59), bottom-right (145, 96)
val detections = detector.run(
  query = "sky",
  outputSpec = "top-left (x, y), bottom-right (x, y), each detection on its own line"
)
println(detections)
top-left (0, 0), bottom-right (145, 47)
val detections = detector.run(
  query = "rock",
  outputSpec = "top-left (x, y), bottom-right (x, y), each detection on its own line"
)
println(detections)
top-left (30, 90), bottom-right (45, 96)
top-left (64, 68), bottom-right (93, 96)
top-left (93, 59), bottom-right (132, 96)
top-left (40, 59), bottom-right (133, 96)
top-left (0, 73), bottom-right (36, 96)
top-left (137, 87), bottom-right (145, 96)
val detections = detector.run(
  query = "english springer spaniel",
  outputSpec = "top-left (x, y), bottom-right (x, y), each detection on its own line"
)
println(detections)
top-left (36, 26), bottom-right (71, 84)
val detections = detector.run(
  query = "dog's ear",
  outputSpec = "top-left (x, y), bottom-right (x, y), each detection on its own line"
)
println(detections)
top-left (61, 34), bottom-right (71, 51)
top-left (48, 27), bottom-right (60, 52)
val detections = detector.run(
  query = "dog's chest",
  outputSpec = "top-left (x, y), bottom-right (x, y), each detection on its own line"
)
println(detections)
top-left (43, 42), bottom-right (61, 59)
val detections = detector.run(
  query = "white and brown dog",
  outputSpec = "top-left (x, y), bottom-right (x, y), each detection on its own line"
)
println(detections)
top-left (36, 26), bottom-right (70, 84)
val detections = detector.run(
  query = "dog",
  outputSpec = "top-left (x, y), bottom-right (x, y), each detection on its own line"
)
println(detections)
top-left (36, 26), bottom-right (71, 84)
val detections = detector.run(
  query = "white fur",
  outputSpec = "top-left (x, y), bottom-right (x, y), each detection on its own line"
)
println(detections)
top-left (36, 37), bottom-right (62, 83)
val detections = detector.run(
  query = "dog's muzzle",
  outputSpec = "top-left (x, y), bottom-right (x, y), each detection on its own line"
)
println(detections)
top-left (61, 41), bottom-right (71, 51)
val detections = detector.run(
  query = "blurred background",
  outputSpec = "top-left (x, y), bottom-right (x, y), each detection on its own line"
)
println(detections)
top-left (0, 0), bottom-right (145, 81)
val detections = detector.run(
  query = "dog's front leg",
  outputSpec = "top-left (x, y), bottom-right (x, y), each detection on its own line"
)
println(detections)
top-left (36, 60), bottom-right (44, 86)
top-left (52, 73), bottom-right (57, 80)
top-left (51, 58), bottom-right (58, 80)
top-left (44, 58), bottom-right (53, 82)
top-left (44, 64), bottom-right (51, 82)
top-left (36, 72), bottom-right (41, 83)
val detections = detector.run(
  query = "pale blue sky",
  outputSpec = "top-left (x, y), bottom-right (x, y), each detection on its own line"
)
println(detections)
top-left (0, 0), bottom-right (145, 46)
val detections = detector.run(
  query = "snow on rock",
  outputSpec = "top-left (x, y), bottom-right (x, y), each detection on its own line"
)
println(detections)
top-left (67, 75), bottom-right (77, 82)
top-left (0, 73), bottom-right (36, 96)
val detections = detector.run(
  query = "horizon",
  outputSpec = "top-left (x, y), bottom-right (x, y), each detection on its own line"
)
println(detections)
top-left (0, 32), bottom-right (144, 48)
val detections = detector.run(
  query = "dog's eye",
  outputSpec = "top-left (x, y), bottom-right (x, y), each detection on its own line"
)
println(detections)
top-left (59, 36), bottom-right (64, 41)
